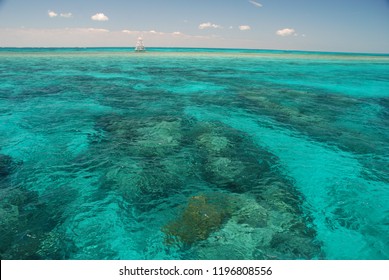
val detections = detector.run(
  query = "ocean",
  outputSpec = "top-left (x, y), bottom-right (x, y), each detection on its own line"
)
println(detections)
top-left (0, 48), bottom-right (388, 260)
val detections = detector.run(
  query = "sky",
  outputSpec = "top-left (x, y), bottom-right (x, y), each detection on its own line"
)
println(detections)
top-left (0, 0), bottom-right (388, 53)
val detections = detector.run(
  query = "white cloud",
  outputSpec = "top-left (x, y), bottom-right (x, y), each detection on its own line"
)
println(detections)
top-left (198, 22), bottom-right (222, 29)
top-left (48, 10), bottom-right (72, 18)
top-left (149, 30), bottom-right (166, 35)
top-left (48, 10), bottom-right (58, 18)
top-left (122, 30), bottom-right (184, 37)
top-left (91, 13), bottom-right (109, 21)
top-left (276, 28), bottom-right (296, 36)
top-left (60, 13), bottom-right (72, 18)
top-left (87, 28), bottom-right (109, 33)
top-left (249, 0), bottom-right (263, 8)
top-left (239, 25), bottom-right (251, 31)
top-left (122, 30), bottom-right (138, 35)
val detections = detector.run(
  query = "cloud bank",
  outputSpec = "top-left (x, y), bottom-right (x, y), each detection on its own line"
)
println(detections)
top-left (91, 13), bottom-right (109, 21)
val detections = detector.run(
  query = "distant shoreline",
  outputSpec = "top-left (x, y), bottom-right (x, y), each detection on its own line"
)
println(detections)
top-left (1, 47), bottom-right (388, 56)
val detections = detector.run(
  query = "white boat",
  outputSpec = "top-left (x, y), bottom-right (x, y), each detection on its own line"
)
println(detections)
top-left (135, 37), bottom-right (145, 52)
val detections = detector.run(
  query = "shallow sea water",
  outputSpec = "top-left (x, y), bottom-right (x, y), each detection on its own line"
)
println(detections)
top-left (0, 48), bottom-right (388, 259)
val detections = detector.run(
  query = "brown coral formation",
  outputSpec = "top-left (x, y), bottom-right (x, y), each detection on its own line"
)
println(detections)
top-left (162, 194), bottom-right (236, 245)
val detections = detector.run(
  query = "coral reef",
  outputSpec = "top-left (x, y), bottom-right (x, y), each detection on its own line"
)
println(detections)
top-left (187, 192), bottom-right (322, 260)
top-left (95, 115), bottom-right (196, 211)
top-left (0, 153), bottom-right (76, 259)
top-left (95, 115), bottom-right (183, 158)
top-left (192, 122), bottom-right (273, 193)
top-left (239, 89), bottom-right (388, 183)
top-left (133, 119), bottom-right (182, 157)
top-left (0, 154), bottom-right (19, 178)
top-left (93, 113), bottom-right (322, 258)
top-left (162, 193), bottom-right (237, 245)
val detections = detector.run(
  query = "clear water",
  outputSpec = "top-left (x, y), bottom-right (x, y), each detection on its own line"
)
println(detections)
top-left (0, 48), bottom-right (388, 260)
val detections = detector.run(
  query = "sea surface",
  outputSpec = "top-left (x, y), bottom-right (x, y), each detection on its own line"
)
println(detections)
top-left (0, 48), bottom-right (388, 260)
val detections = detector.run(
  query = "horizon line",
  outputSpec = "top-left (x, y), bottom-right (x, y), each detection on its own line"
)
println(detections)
top-left (1, 46), bottom-right (388, 56)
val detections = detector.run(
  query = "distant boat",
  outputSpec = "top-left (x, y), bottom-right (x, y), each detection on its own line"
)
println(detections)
top-left (135, 37), bottom-right (145, 52)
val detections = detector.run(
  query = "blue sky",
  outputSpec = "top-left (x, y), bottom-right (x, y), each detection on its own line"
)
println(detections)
top-left (0, 0), bottom-right (388, 52)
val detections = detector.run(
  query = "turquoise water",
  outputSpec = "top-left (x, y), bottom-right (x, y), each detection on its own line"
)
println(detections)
top-left (0, 48), bottom-right (388, 260)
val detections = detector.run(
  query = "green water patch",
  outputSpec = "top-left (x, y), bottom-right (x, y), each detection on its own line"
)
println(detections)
top-left (89, 110), bottom-right (322, 259)
top-left (1, 49), bottom-right (387, 260)
top-left (238, 86), bottom-right (389, 184)
top-left (185, 105), bottom-right (389, 259)
top-left (0, 153), bottom-right (77, 259)
top-left (0, 154), bottom-right (19, 178)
